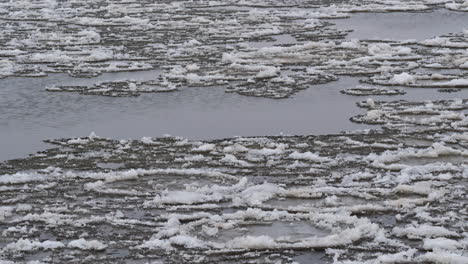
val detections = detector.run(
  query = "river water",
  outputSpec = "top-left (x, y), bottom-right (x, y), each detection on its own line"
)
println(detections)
top-left (1, 8), bottom-right (467, 161)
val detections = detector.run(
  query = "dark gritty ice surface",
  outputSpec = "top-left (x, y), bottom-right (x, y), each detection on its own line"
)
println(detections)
top-left (1, 4), bottom-right (468, 264)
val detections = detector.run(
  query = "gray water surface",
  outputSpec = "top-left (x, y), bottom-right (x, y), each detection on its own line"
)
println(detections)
top-left (1, 9), bottom-right (468, 162)
top-left (2, 69), bottom-right (467, 162)
top-left (0, 72), bottom-right (365, 161)
top-left (333, 8), bottom-right (468, 41)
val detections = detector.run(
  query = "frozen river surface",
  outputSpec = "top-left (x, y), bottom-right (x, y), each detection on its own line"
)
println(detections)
top-left (0, 1), bottom-right (467, 263)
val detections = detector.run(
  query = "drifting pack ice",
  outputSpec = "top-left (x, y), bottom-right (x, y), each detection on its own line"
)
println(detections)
top-left (0, 0), bottom-right (467, 263)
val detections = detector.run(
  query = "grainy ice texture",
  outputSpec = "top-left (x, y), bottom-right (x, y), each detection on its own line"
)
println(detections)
top-left (0, 0), bottom-right (467, 98)
top-left (1, 98), bottom-right (467, 263)
top-left (1, 0), bottom-right (468, 263)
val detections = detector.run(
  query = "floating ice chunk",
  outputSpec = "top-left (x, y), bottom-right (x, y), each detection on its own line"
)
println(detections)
top-left (393, 224), bottom-right (459, 239)
top-left (247, 9), bottom-right (270, 19)
top-left (166, 216), bottom-right (180, 228)
top-left (183, 39), bottom-right (202, 47)
top-left (0, 171), bottom-right (46, 184)
top-left (68, 239), bottom-right (107, 251)
top-left (394, 181), bottom-right (434, 195)
top-left (306, 67), bottom-right (325, 75)
top-left (141, 137), bottom-right (157, 145)
top-left (186, 64), bottom-right (200, 71)
top-left (287, 160), bottom-right (309, 169)
top-left (220, 154), bottom-right (252, 167)
top-left (303, 18), bottom-right (319, 29)
top-left (324, 195), bottom-right (340, 206)
top-left (436, 79), bottom-right (468, 87)
top-left (0, 49), bottom-right (26, 56)
top-left (169, 65), bottom-right (187, 75)
top-left (73, 16), bottom-right (151, 26)
top-left (0, 206), bottom-right (14, 221)
top-left (460, 61), bottom-right (468, 69)
top-left (288, 151), bottom-right (329, 162)
top-left (66, 138), bottom-right (89, 145)
top-left (76, 29), bottom-right (101, 43)
top-left (190, 17), bottom-right (211, 23)
top-left (249, 143), bottom-right (287, 156)
top-left (137, 238), bottom-right (172, 250)
top-left (368, 43), bottom-right (412, 56)
top-left (376, 249), bottom-right (417, 263)
top-left (445, 0), bottom-right (468, 11)
top-left (180, 154), bottom-right (208, 162)
top-left (451, 133), bottom-right (468, 142)
top-left (256, 66), bottom-right (280, 79)
top-left (169, 235), bottom-right (205, 249)
top-left (193, 143), bottom-right (216, 152)
top-left (313, 4), bottom-right (350, 18)
top-left (221, 53), bottom-right (238, 64)
top-left (339, 40), bottom-right (361, 49)
top-left (88, 131), bottom-right (98, 140)
top-left (183, 73), bottom-right (226, 84)
top-left (423, 237), bottom-right (464, 251)
top-left (128, 83), bottom-right (137, 91)
top-left (27, 51), bottom-right (72, 63)
top-left (418, 251), bottom-right (468, 264)
top-left (223, 144), bottom-right (248, 153)
top-left (202, 225), bottom-right (219, 236)
top-left (366, 98), bottom-right (375, 108)
top-left (227, 235), bottom-right (277, 249)
top-left (84, 180), bottom-right (105, 191)
top-left (389, 72), bottom-right (416, 85)
top-left (16, 204), bottom-right (33, 212)
top-left (154, 191), bottom-right (218, 205)
top-left (397, 47), bottom-right (412, 55)
top-left (271, 75), bottom-right (295, 84)
top-left (0, 59), bottom-right (15, 76)
top-left (85, 50), bottom-right (113, 62)
top-left (4, 239), bottom-right (64, 252)
top-left (235, 182), bottom-right (284, 205)
top-left (368, 43), bottom-right (392, 56)
top-left (242, 27), bottom-right (281, 38)
top-left (421, 36), bottom-right (468, 48)
top-left (368, 142), bottom-right (468, 171)
top-left (423, 0), bottom-right (451, 3)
